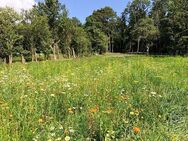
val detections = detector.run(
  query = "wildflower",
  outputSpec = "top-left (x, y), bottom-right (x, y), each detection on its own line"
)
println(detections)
top-left (130, 112), bottom-right (134, 116)
top-left (32, 138), bottom-right (38, 141)
top-left (64, 129), bottom-right (69, 134)
top-left (50, 133), bottom-right (55, 137)
top-left (50, 94), bottom-right (55, 97)
top-left (135, 109), bottom-right (140, 116)
top-left (9, 114), bottom-right (13, 118)
top-left (69, 129), bottom-right (75, 133)
top-left (89, 106), bottom-right (99, 113)
top-left (38, 118), bottom-right (44, 123)
top-left (86, 137), bottom-right (91, 141)
top-left (65, 136), bottom-right (71, 141)
top-left (104, 109), bottom-right (113, 114)
top-left (120, 95), bottom-right (128, 100)
top-left (106, 133), bottom-right (110, 137)
top-left (69, 127), bottom-right (75, 133)
top-left (151, 92), bottom-right (157, 95)
top-left (134, 80), bottom-right (139, 83)
top-left (50, 126), bottom-right (55, 131)
top-left (158, 95), bottom-right (162, 98)
top-left (68, 108), bottom-right (74, 114)
top-left (133, 127), bottom-right (140, 134)
top-left (58, 125), bottom-right (63, 130)
top-left (41, 88), bottom-right (45, 91)
top-left (55, 137), bottom-right (62, 141)
top-left (124, 120), bottom-right (129, 124)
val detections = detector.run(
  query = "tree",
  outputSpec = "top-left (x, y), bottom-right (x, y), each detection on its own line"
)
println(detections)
top-left (85, 7), bottom-right (117, 52)
top-left (132, 17), bottom-right (159, 53)
top-left (38, 0), bottom-right (68, 60)
top-left (18, 9), bottom-right (52, 62)
top-left (57, 17), bottom-right (75, 58)
top-left (71, 26), bottom-right (91, 56)
top-left (87, 28), bottom-right (108, 54)
top-left (121, 0), bottom-right (151, 53)
top-left (0, 7), bottom-right (22, 64)
top-left (168, 0), bottom-right (188, 54)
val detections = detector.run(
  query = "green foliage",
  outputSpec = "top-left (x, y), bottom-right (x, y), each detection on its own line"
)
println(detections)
top-left (71, 27), bottom-right (91, 56)
top-left (87, 28), bottom-right (108, 54)
top-left (0, 7), bottom-right (22, 63)
top-left (86, 7), bottom-right (117, 36)
top-left (38, 0), bottom-right (68, 30)
top-left (85, 7), bottom-right (117, 53)
top-left (30, 9), bottom-right (52, 56)
top-left (120, 0), bottom-right (188, 54)
top-left (132, 17), bottom-right (159, 40)
top-left (1, 0), bottom-right (188, 63)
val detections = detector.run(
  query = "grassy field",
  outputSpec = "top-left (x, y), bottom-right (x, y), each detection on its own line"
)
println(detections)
top-left (0, 55), bottom-right (188, 141)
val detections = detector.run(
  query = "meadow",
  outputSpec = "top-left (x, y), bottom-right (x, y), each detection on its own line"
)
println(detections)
top-left (0, 55), bottom-right (188, 141)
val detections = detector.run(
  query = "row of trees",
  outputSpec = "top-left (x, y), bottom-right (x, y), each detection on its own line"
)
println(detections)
top-left (0, 0), bottom-right (188, 64)
top-left (117, 0), bottom-right (188, 54)
top-left (0, 0), bottom-right (92, 64)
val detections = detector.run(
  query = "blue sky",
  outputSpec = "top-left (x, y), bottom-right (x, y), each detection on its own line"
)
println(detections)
top-left (59, 0), bottom-right (130, 23)
top-left (0, 0), bottom-right (130, 22)
top-left (36, 0), bottom-right (130, 22)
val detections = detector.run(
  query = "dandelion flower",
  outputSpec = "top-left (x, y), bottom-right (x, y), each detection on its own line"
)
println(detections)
top-left (133, 127), bottom-right (140, 134)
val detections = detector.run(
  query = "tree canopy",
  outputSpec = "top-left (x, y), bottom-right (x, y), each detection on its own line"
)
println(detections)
top-left (0, 0), bottom-right (188, 63)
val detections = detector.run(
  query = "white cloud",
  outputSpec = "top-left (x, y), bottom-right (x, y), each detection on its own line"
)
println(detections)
top-left (0, 0), bottom-right (36, 12)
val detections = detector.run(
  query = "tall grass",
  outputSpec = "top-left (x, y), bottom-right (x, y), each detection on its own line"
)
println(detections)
top-left (0, 56), bottom-right (188, 141)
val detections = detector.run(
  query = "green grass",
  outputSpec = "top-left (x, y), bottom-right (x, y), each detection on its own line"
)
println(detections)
top-left (0, 55), bottom-right (188, 141)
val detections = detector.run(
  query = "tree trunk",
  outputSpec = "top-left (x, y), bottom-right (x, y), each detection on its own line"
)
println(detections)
top-left (53, 46), bottom-right (57, 60)
top-left (34, 51), bottom-right (37, 62)
top-left (31, 48), bottom-right (35, 62)
top-left (72, 48), bottom-right (76, 58)
top-left (129, 41), bottom-right (132, 52)
top-left (3, 58), bottom-right (6, 64)
top-left (50, 40), bottom-right (60, 60)
top-left (67, 47), bottom-right (71, 58)
top-left (146, 44), bottom-right (150, 56)
top-left (8, 53), bottom-right (13, 64)
top-left (111, 42), bottom-right (114, 52)
top-left (137, 37), bottom-right (141, 53)
top-left (21, 54), bottom-right (25, 64)
top-left (108, 35), bottom-right (111, 52)
top-left (56, 45), bottom-right (60, 59)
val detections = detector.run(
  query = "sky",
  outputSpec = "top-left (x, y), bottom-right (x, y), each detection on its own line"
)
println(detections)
top-left (61, 0), bottom-right (130, 22)
top-left (0, 0), bottom-right (130, 22)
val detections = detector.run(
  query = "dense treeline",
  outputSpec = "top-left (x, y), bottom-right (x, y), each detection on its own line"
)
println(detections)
top-left (0, 0), bottom-right (188, 64)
